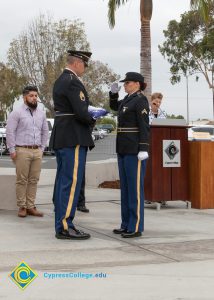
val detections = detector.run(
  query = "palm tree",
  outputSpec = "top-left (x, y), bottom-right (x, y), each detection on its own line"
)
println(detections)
top-left (107, 0), bottom-right (153, 99)
top-left (190, 0), bottom-right (212, 23)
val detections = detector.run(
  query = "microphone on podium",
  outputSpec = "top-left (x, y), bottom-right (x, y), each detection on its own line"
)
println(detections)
top-left (152, 102), bottom-right (167, 118)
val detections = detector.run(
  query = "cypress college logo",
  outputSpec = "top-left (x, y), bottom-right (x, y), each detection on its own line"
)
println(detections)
top-left (9, 261), bottom-right (38, 290)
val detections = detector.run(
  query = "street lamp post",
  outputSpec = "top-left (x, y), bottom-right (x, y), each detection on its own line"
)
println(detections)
top-left (186, 74), bottom-right (189, 124)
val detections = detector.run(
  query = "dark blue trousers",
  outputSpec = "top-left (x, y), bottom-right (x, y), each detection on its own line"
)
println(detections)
top-left (78, 169), bottom-right (86, 207)
top-left (118, 154), bottom-right (147, 233)
top-left (54, 146), bottom-right (87, 233)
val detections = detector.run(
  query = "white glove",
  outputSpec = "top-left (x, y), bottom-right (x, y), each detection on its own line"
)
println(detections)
top-left (137, 151), bottom-right (149, 161)
top-left (110, 82), bottom-right (121, 94)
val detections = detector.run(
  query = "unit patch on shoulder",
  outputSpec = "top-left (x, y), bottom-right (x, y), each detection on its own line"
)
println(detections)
top-left (142, 109), bottom-right (148, 115)
top-left (80, 91), bottom-right (85, 101)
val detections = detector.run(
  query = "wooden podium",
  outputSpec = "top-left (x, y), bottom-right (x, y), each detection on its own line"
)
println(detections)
top-left (189, 141), bottom-right (214, 209)
top-left (144, 119), bottom-right (189, 205)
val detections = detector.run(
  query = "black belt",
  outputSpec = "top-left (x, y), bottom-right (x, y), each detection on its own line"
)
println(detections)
top-left (117, 127), bottom-right (139, 132)
top-left (16, 145), bottom-right (39, 149)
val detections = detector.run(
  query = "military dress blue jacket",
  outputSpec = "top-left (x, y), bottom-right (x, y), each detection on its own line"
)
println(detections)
top-left (109, 91), bottom-right (150, 154)
top-left (50, 69), bottom-right (95, 150)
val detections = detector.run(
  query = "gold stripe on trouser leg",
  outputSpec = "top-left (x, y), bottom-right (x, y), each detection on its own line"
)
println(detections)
top-left (62, 145), bottom-right (80, 231)
top-left (135, 160), bottom-right (141, 232)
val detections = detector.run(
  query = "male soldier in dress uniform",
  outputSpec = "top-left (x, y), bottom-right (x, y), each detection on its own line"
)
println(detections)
top-left (50, 50), bottom-right (95, 240)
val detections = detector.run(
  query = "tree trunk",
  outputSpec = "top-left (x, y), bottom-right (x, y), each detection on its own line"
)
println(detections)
top-left (140, 19), bottom-right (152, 100)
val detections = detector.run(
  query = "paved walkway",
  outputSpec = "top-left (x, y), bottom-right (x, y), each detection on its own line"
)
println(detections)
top-left (1, 169), bottom-right (214, 299)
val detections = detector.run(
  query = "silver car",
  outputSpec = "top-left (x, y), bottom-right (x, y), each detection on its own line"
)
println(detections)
top-left (188, 125), bottom-right (214, 141)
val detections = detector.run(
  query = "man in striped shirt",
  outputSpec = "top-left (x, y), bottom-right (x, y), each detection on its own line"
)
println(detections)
top-left (6, 85), bottom-right (49, 217)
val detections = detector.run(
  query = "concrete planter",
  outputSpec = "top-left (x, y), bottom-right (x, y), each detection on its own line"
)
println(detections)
top-left (0, 175), bottom-right (17, 210)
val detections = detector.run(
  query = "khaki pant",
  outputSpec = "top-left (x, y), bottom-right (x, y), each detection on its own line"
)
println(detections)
top-left (15, 147), bottom-right (42, 209)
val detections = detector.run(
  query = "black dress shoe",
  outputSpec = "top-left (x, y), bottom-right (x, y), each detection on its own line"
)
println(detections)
top-left (113, 228), bottom-right (127, 234)
top-left (121, 231), bottom-right (142, 238)
top-left (55, 227), bottom-right (91, 240)
top-left (77, 206), bottom-right (90, 213)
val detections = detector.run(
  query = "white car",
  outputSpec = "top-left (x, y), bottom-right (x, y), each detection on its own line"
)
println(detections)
top-left (188, 125), bottom-right (214, 141)
top-left (92, 126), bottom-right (107, 140)
top-left (91, 133), bottom-right (95, 141)
top-left (0, 121), bottom-right (8, 155)
top-left (44, 118), bottom-right (55, 154)
top-left (99, 128), bottom-right (108, 137)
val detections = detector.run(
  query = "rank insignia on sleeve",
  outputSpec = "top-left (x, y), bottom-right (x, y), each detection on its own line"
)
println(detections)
top-left (142, 109), bottom-right (148, 115)
top-left (80, 91), bottom-right (85, 101)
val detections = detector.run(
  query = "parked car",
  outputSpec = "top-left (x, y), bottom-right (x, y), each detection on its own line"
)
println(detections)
top-left (92, 126), bottom-right (104, 140)
top-left (91, 133), bottom-right (95, 141)
top-left (188, 125), bottom-right (214, 141)
top-left (44, 118), bottom-right (55, 155)
top-left (95, 125), bottom-right (108, 137)
top-left (0, 121), bottom-right (8, 155)
top-left (96, 124), bottom-right (114, 133)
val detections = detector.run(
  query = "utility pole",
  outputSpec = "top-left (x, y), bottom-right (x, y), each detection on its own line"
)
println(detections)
top-left (186, 74), bottom-right (189, 124)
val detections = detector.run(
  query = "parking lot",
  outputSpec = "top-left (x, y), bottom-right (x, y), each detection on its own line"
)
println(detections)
top-left (0, 134), bottom-right (117, 168)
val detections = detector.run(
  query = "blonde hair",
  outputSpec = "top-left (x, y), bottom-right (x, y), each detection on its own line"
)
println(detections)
top-left (151, 92), bottom-right (163, 101)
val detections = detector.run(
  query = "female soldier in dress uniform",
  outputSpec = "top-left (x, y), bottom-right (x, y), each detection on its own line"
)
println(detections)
top-left (109, 72), bottom-right (150, 238)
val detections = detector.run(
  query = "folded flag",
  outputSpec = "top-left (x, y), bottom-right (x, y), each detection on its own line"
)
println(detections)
top-left (88, 105), bottom-right (108, 119)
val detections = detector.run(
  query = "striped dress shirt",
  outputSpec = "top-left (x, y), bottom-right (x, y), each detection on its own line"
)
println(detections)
top-left (6, 103), bottom-right (49, 153)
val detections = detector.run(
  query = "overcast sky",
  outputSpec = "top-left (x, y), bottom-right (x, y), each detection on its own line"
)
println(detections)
top-left (0, 0), bottom-right (213, 121)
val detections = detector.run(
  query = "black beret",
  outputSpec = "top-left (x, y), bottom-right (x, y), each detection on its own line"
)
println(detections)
top-left (67, 50), bottom-right (92, 66)
top-left (120, 72), bottom-right (147, 90)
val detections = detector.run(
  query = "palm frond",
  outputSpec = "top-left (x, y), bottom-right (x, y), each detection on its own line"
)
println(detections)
top-left (190, 0), bottom-right (212, 23)
top-left (108, 0), bottom-right (129, 29)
